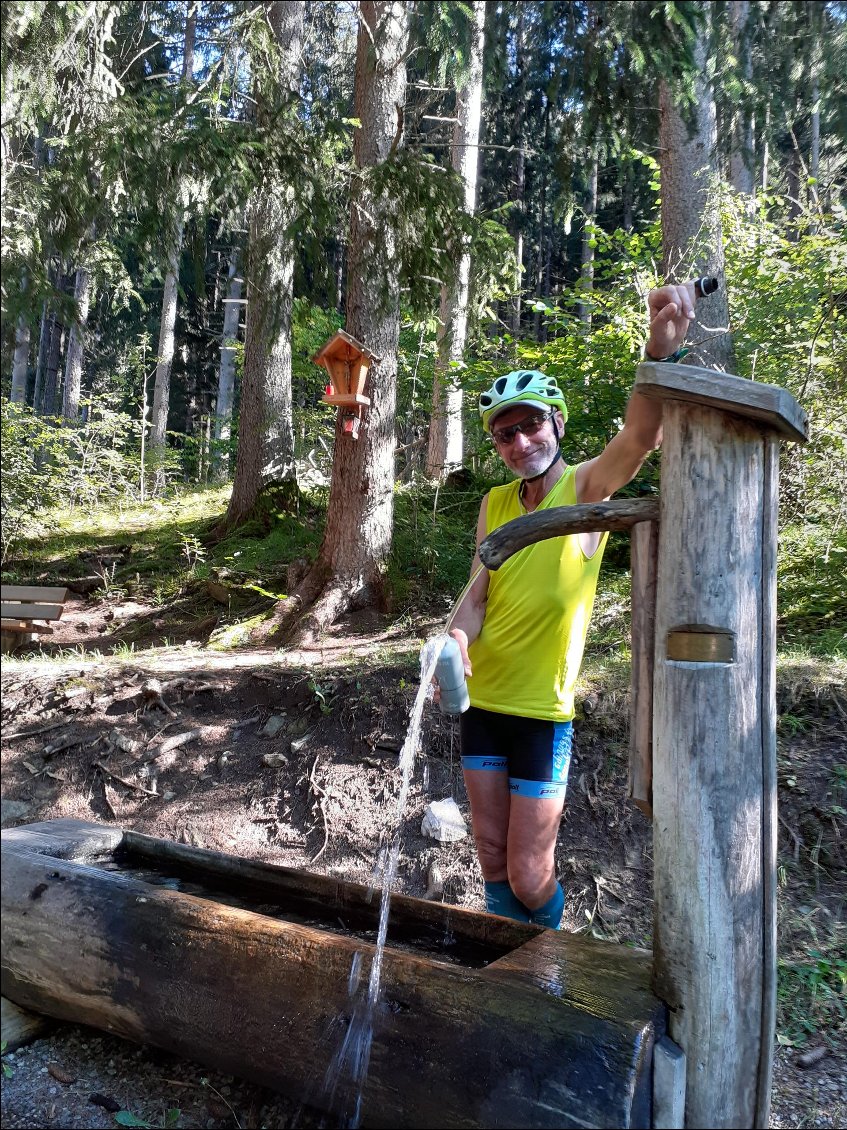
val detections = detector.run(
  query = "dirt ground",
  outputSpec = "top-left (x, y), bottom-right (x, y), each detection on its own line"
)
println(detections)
top-left (1, 595), bottom-right (845, 1129)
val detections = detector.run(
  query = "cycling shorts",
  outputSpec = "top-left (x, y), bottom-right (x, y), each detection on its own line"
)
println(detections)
top-left (460, 705), bottom-right (573, 801)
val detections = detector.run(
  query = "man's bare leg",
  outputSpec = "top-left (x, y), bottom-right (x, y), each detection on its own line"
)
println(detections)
top-left (506, 794), bottom-right (566, 912)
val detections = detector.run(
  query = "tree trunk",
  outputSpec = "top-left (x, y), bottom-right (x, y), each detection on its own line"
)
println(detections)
top-left (509, 6), bottom-right (526, 336)
top-left (62, 264), bottom-right (92, 420)
top-left (760, 100), bottom-right (770, 192)
top-left (10, 316), bottom-right (30, 404)
top-left (533, 97), bottom-right (551, 343)
top-left (425, 0), bottom-right (485, 482)
top-left (148, 1), bottom-right (196, 459)
top-left (31, 302), bottom-right (51, 414)
top-left (808, 2), bottom-right (821, 218)
top-left (213, 247), bottom-right (242, 479)
top-left (265, 1), bottom-right (409, 644)
top-left (622, 158), bottom-right (634, 234)
top-left (578, 153), bottom-right (599, 327)
top-left (729, 0), bottom-right (755, 197)
top-left (786, 132), bottom-right (802, 236)
top-left (40, 313), bottom-right (66, 417)
top-left (222, 1), bottom-right (305, 530)
top-left (658, 11), bottom-right (734, 370)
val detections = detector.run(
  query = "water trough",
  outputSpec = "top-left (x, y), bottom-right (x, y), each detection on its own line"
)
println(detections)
top-left (2, 819), bottom-right (663, 1128)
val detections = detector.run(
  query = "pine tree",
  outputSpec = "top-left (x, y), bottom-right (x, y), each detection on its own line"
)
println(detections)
top-left (425, 0), bottom-right (486, 482)
top-left (265, 0), bottom-right (410, 644)
top-left (658, 4), bottom-right (735, 370)
top-left (149, 1), bottom-right (197, 467)
top-left (221, 0), bottom-right (306, 530)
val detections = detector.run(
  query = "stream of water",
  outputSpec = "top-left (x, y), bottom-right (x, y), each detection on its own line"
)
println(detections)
top-left (323, 632), bottom-right (448, 1127)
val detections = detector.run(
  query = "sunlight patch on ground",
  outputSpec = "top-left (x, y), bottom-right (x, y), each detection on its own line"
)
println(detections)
top-left (1, 633), bottom-right (427, 679)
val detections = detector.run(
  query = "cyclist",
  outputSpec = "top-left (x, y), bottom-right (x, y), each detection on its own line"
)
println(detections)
top-left (448, 283), bottom-right (696, 927)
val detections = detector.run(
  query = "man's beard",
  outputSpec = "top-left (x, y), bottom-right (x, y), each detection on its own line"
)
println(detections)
top-left (511, 441), bottom-right (559, 480)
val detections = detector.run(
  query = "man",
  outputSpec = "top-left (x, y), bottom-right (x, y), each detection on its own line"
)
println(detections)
top-left (448, 283), bottom-right (696, 928)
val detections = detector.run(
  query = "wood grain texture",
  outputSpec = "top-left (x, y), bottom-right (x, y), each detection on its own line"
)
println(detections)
top-left (0, 602), bottom-right (65, 621)
top-left (0, 586), bottom-right (69, 603)
top-left (635, 363), bottom-right (808, 443)
top-left (478, 498), bottom-right (659, 570)
top-left (1, 996), bottom-right (52, 1051)
top-left (629, 520), bottom-right (659, 817)
top-left (756, 436), bottom-right (780, 1130)
top-left (2, 820), bottom-right (665, 1130)
top-left (651, 402), bottom-right (769, 1129)
top-left (653, 1035), bottom-right (686, 1130)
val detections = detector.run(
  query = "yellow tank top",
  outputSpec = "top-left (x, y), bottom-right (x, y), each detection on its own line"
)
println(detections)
top-left (468, 464), bottom-right (607, 722)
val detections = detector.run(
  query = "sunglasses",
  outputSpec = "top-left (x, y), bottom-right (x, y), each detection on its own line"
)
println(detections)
top-left (491, 410), bottom-right (554, 446)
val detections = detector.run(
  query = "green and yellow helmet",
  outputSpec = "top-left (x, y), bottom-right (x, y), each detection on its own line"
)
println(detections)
top-left (478, 370), bottom-right (568, 433)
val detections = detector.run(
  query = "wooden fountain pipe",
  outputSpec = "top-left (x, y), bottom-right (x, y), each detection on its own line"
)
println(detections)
top-left (478, 498), bottom-right (659, 571)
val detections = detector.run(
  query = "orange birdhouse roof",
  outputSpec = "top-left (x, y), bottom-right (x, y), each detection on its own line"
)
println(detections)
top-left (312, 329), bottom-right (379, 367)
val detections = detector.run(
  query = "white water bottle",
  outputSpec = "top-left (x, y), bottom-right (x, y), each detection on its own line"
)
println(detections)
top-left (435, 637), bottom-right (470, 716)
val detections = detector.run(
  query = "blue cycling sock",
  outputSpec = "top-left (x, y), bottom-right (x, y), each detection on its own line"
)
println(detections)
top-left (484, 880), bottom-right (531, 922)
top-left (528, 882), bottom-right (565, 929)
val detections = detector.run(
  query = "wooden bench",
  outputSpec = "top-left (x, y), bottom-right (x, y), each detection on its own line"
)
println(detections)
top-left (0, 586), bottom-right (69, 653)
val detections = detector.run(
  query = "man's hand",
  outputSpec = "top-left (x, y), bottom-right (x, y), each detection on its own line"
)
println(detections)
top-left (646, 283), bottom-right (697, 360)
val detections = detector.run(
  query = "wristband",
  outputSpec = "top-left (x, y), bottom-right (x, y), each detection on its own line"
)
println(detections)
top-left (644, 346), bottom-right (689, 363)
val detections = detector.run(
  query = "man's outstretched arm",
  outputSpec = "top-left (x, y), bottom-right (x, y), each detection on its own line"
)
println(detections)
top-left (575, 283), bottom-right (697, 504)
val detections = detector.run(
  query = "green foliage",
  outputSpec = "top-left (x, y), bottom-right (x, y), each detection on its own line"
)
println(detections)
top-left (0, 399), bottom-right (144, 563)
top-left (777, 525), bottom-right (847, 656)
top-left (777, 920), bottom-right (847, 1047)
top-left (389, 480), bottom-right (483, 608)
top-left (114, 1109), bottom-right (180, 1130)
top-left (723, 191), bottom-right (847, 526)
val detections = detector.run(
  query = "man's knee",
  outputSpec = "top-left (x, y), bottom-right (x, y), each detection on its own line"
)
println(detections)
top-left (474, 831), bottom-right (507, 875)
top-left (508, 856), bottom-right (555, 909)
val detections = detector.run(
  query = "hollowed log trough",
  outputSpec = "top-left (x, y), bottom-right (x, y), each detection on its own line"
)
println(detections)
top-left (1, 820), bottom-right (664, 1128)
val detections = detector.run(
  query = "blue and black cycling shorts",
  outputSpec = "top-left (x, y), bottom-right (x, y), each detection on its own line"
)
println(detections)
top-left (460, 705), bottom-right (573, 801)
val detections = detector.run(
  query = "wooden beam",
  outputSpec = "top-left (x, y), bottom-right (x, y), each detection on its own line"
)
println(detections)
top-left (653, 1036), bottom-right (686, 1129)
top-left (0, 603), bottom-right (64, 621)
top-left (0, 621), bottom-right (53, 634)
top-left (478, 499), bottom-right (660, 570)
top-left (629, 520), bottom-right (658, 817)
top-left (757, 436), bottom-right (780, 1129)
top-left (1, 586), bottom-right (68, 603)
top-left (635, 363), bottom-right (808, 443)
top-left (650, 399), bottom-right (781, 1128)
top-left (1, 996), bottom-right (52, 1052)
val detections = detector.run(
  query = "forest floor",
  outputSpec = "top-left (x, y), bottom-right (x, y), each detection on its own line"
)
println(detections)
top-left (1, 592), bottom-right (845, 1130)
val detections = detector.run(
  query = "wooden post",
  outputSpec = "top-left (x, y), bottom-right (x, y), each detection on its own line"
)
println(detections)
top-left (635, 363), bottom-right (807, 1130)
top-left (629, 519), bottom-right (659, 817)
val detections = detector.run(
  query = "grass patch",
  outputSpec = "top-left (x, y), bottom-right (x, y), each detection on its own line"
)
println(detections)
top-left (777, 904), bottom-right (847, 1048)
top-left (389, 480), bottom-right (483, 610)
top-left (3, 485), bottom-right (326, 607)
top-left (2, 483), bottom-right (844, 671)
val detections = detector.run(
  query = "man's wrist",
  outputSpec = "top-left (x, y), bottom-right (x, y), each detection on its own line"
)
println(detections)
top-left (643, 344), bottom-right (688, 363)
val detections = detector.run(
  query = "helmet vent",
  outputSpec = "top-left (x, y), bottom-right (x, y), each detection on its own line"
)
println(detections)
top-left (479, 394), bottom-right (491, 407)
top-left (516, 372), bottom-right (533, 390)
top-left (494, 377), bottom-right (508, 395)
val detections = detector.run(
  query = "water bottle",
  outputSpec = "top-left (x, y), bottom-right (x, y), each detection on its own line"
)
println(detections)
top-left (435, 637), bottom-right (470, 716)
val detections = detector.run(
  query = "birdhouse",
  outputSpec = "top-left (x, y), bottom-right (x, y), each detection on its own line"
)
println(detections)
top-left (313, 330), bottom-right (379, 440)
